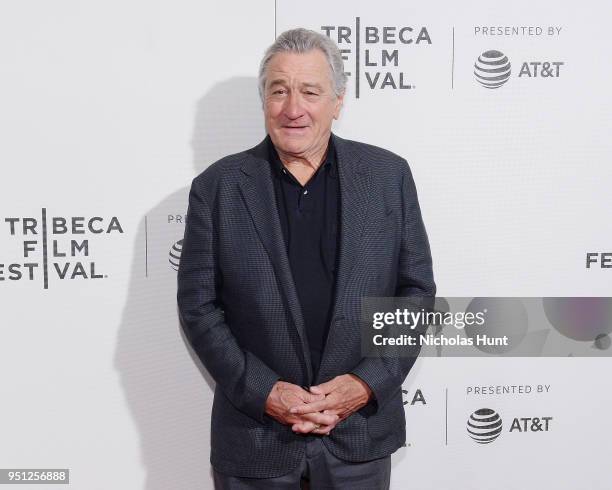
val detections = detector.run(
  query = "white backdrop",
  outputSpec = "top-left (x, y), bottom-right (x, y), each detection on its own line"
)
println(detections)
top-left (1, 1), bottom-right (611, 489)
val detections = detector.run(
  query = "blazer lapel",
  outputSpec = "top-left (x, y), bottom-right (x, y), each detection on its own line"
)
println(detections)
top-left (238, 137), bottom-right (313, 382)
top-left (316, 134), bottom-right (371, 383)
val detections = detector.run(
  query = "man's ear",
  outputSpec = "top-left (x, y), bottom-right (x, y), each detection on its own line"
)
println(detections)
top-left (333, 91), bottom-right (345, 120)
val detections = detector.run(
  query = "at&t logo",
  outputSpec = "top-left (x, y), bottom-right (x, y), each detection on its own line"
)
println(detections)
top-left (474, 50), bottom-right (564, 88)
top-left (474, 50), bottom-right (511, 89)
top-left (467, 408), bottom-right (554, 444)
top-left (169, 239), bottom-right (183, 271)
top-left (466, 408), bottom-right (503, 444)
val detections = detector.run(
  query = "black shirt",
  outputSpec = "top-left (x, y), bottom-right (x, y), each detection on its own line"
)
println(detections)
top-left (268, 136), bottom-right (339, 379)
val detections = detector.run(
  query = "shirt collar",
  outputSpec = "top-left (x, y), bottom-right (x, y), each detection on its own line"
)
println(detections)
top-left (267, 135), bottom-right (337, 179)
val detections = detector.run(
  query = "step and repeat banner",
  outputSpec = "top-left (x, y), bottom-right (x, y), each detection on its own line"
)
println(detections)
top-left (1, 0), bottom-right (611, 488)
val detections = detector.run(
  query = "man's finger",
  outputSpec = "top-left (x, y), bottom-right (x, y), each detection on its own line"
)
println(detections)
top-left (292, 419), bottom-right (337, 434)
top-left (312, 426), bottom-right (333, 435)
top-left (301, 411), bottom-right (338, 426)
top-left (289, 399), bottom-right (331, 414)
top-left (292, 421), bottom-right (320, 433)
top-left (309, 378), bottom-right (337, 396)
top-left (323, 408), bottom-right (342, 416)
top-left (304, 391), bottom-right (326, 403)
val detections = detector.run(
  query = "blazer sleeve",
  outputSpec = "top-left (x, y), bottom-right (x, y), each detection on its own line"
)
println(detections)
top-left (177, 177), bottom-right (281, 423)
top-left (350, 159), bottom-right (436, 411)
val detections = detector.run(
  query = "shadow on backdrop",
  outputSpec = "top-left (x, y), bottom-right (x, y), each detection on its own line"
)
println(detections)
top-left (114, 77), bottom-right (264, 490)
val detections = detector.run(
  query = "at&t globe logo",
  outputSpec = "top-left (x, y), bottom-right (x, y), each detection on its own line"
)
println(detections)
top-left (474, 50), bottom-right (511, 89)
top-left (169, 239), bottom-right (183, 271)
top-left (467, 408), bottom-right (503, 444)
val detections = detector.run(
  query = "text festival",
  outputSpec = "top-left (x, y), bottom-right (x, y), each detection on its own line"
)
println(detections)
top-left (322, 23), bottom-right (431, 90)
top-left (1, 215), bottom-right (123, 282)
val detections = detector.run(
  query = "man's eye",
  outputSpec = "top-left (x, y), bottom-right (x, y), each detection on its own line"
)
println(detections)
top-left (273, 89), bottom-right (286, 95)
top-left (305, 91), bottom-right (319, 96)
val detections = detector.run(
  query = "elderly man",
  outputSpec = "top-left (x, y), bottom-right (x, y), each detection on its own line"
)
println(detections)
top-left (177, 28), bottom-right (435, 489)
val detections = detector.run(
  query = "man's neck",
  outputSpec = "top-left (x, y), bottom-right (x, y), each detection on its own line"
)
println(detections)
top-left (276, 140), bottom-right (330, 186)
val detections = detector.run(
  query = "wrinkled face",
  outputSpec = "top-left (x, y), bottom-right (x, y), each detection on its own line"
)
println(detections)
top-left (263, 50), bottom-right (344, 159)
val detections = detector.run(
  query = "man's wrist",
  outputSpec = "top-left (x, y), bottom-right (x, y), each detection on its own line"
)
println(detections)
top-left (348, 373), bottom-right (374, 402)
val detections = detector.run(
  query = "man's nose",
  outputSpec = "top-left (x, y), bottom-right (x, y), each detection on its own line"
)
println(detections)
top-left (283, 91), bottom-right (304, 120)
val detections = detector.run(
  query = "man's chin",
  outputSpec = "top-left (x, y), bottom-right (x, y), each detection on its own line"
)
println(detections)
top-left (273, 139), bottom-right (311, 156)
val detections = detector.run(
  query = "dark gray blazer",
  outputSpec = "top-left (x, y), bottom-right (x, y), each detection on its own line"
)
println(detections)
top-left (177, 133), bottom-right (435, 478)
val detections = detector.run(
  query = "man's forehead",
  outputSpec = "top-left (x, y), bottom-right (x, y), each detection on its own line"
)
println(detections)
top-left (268, 77), bottom-right (325, 88)
top-left (266, 50), bottom-right (332, 83)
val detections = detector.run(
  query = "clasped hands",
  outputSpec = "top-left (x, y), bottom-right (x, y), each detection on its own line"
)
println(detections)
top-left (264, 374), bottom-right (372, 435)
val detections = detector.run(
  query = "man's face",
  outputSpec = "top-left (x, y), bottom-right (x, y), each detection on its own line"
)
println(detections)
top-left (263, 49), bottom-right (344, 158)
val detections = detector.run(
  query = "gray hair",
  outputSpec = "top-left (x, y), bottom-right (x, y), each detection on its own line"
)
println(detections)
top-left (258, 28), bottom-right (347, 101)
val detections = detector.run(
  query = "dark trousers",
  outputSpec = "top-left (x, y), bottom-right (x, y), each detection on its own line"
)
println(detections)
top-left (213, 436), bottom-right (391, 490)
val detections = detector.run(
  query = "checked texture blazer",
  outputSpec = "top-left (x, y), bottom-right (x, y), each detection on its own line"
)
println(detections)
top-left (177, 133), bottom-right (436, 478)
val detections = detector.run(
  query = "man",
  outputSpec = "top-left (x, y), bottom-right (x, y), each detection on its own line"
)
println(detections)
top-left (177, 28), bottom-right (435, 489)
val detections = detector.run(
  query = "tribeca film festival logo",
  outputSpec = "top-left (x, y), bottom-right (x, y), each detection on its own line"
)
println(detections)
top-left (586, 252), bottom-right (612, 269)
top-left (467, 408), bottom-right (553, 444)
top-left (320, 20), bottom-right (432, 98)
top-left (403, 387), bottom-right (426, 407)
top-left (1, 209), bottom-right (124, 289)
top-left (474, 50), bottom-right (564, 89)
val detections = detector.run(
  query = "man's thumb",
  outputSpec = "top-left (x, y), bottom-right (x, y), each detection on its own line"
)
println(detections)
top-left (310, 381), bottom-right (332, 395)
